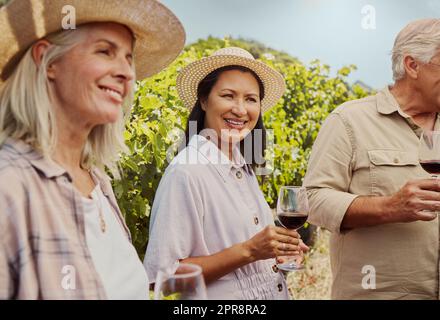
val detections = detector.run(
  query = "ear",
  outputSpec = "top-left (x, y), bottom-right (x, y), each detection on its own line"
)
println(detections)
top-left (31, 39), bottom-right (56, 80)
top-left (200, 98), bottom-right (208, 112)
top-left (402, 55), bottom-right (419, 80)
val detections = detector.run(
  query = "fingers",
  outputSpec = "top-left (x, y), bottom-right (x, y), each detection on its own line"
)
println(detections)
top-left (415, 210), bottom-right (438, 221)
top-left (414, 179), bottom-right (440, 191)
top-left (276, 256), bottom-right (286, 264)
top-left (294, 255), bottom-right (304, 265)
top-left (275, 241), bottom-right (300, 256)
top-left (418, 200), bottom-right (440, 213)
top-left (299, 240), bottom-right (309, 252)
top-left (275, 233), bottom-right (300, 246)
top-left (417, 190), bottom-right (440, 202)
top-left (272, 226), bottom-right (300, 239)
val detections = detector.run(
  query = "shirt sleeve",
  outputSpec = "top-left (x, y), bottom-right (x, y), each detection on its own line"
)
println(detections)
top-left (303, 113), bottom-right (360, 233)
top-left (0, 180), bottom-right (18, 299)
top-left (0, 223), bottom-right (11, 299)
top-left (143, 165), bottom-right (206, 282)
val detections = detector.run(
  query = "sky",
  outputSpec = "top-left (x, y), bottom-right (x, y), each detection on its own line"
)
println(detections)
top-left (163, 0), bottom-right (440, 89)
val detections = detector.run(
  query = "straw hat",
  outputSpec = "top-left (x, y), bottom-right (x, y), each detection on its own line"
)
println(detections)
top-left (176, 47), bottom-right (286, 113)
top-left (0, 0), bottom-right (186, 83)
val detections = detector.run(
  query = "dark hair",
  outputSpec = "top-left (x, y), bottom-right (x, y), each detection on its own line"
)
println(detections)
top-left (182, 65), bottom-right (267, 171)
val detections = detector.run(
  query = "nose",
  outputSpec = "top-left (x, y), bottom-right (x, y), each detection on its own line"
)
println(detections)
top-left (114, 55), bottom-right (135, 83)
top-left (232, 99), bottom-right (247, 116)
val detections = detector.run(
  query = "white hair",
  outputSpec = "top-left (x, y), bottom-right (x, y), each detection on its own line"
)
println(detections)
top-left (0, 24), bottom-right (135, 178)
top-left (392, 18), bottom-right (440, 81)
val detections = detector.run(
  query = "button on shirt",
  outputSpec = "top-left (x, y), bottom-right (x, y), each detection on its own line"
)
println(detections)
top-left (303, 87), bottom-right (439, 299)
top-left (144, 135), bottom-right (288, 300)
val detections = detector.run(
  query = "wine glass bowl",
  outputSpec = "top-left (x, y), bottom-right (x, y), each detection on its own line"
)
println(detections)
top-left (419, 131), bottom-right (440, 177)
top-left (154, 263), bottom-right (208, 300)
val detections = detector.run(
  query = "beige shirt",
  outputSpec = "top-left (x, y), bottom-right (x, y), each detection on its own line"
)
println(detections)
top-left (303, 87), bottom-right (439, 299)
top-left (144, 135), bottom-right (288, 300)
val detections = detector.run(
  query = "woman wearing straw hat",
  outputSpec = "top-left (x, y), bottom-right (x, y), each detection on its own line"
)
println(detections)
top-left (144, 47), bottom-right (308, 299)
top-left (0, 0), bottom-right (184, 299)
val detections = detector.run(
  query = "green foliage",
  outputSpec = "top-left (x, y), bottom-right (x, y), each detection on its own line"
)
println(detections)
top-left (113, 37), bottom-right (371, 258)
top-left (260, 58), bottom-right (370, 205)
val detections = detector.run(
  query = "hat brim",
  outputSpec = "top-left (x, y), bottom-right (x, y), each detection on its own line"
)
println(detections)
top-left (176, 55), bottom-right (286, 113)
top-left (0, 0), bottom-right (185, 83)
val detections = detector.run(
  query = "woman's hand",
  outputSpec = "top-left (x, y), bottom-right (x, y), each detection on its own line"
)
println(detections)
top-left (276, 239), bottom-right (309, 265)
top-left (242, 225), bottom-right (301, 262)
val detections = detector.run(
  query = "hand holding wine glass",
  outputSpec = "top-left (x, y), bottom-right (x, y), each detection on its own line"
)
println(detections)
top-left (276, 186), bottom-right (309, 272)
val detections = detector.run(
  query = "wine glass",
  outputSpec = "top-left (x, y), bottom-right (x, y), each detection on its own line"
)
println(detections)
top-left (154, 262), bottom-right (208, 300)
top-left (419, 130), bottom-right (440, 178)
top-left (276, 186), bottom-right (309, 272)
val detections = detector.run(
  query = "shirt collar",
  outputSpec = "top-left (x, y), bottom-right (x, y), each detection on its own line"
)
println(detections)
top-left (377, 86), bottom-right (440, 134)
top-left (187, 135), bottom-right (250, 181)
top-left (89, 168), bottom-right (114, 197)
top-left (376, 86), bottom-right (407, 117)
top-left (3, 138), bottom-right (112, 194)
top-left (4, 138), bottom-right (69, 179)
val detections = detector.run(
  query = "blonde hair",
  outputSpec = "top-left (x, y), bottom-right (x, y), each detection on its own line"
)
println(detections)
top-left (0, 24), bottom-right (135, 178)
top-left (392, 18), bottom-right (440, 81)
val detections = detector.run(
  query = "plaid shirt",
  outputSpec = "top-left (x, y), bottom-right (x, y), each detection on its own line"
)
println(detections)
top-left (0, 138), bottom-right (132, 299)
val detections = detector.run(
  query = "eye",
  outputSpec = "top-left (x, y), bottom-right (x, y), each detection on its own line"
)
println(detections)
top-left (221, 94), bottom-right (233, 99)
top-left (97, 49), bottom-right (111, 56)
top-left (247, 97), bottom-right (257, 103)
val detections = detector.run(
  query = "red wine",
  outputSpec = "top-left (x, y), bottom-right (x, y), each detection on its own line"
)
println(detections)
top-left (420, 160), bottom-right (440, 175)
top-left (278, 212), bottom-right (308, 230)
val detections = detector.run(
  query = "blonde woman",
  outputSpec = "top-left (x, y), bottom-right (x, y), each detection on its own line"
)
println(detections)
top-left (144, 48), bottom-right (308, 300)
top-left (0, 0), bottom-right (185, 299)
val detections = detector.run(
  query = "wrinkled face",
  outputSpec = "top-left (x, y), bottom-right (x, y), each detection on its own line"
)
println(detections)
top-left (48, 22), bottom-right (135, 128)
top-left (417, 52), bottom-right (440, 111)
top-left (201, 69), bottom-right (261, 145)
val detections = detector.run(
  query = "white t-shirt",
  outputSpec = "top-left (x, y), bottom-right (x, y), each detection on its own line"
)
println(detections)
top-left (82, 184), bottom-right (149, 300)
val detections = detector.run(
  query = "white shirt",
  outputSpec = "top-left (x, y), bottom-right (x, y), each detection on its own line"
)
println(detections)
top-left (144, 135), bottom-right (288, 300)
top-left (82, 184), bottom-right (149, 300)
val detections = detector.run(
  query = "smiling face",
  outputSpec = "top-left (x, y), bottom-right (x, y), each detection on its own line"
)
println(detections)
top-left (47, 22), bottom-right (135, 129)
top-left (201, 69), bottom-right (262, 146)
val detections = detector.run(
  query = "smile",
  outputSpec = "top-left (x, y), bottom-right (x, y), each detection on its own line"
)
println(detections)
top-left (224, 118), bottom-right (248, 129)
top-left (99, 86), bottom-right (124, 102)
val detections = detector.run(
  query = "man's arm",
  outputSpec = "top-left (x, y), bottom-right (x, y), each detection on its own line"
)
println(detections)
top-left (342, 180), bottom-right (440, 230)
top-left (304, 113), bottom-right (440, 233)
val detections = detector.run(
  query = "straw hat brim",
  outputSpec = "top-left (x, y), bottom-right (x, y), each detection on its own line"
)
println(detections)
top-left (0, 0), bottom-right (185, 83)
top-left (176, 55), bottom-right (286, 113)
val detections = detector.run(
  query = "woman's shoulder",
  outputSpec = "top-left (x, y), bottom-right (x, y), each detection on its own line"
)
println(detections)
top-left (0, 142), bottom-right (31, 185)
top-left (166, 144), bottom-right (212, 177)
top-left (0, 143), bottom-right (31, 223)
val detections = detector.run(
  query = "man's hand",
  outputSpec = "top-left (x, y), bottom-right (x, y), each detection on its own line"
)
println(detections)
top-left (385, 179), bottom-right (440, 223)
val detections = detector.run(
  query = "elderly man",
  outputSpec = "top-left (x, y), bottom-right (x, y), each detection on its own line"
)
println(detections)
top-left (304, 19), bottom-right (440, 299)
